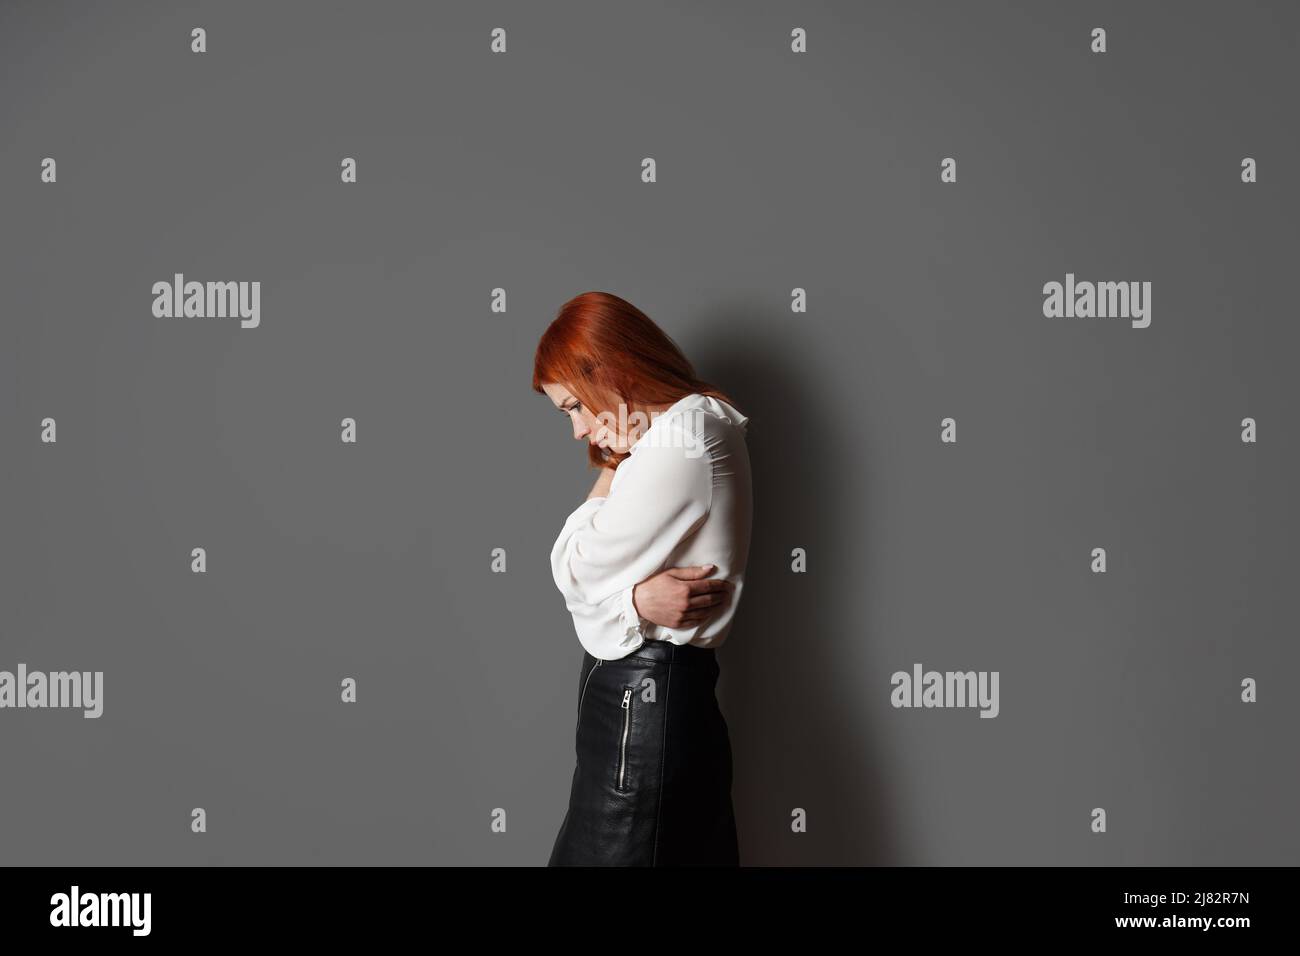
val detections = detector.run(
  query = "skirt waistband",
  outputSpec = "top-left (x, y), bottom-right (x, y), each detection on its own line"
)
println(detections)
top-left (605, 638), bottom-right (717, 666)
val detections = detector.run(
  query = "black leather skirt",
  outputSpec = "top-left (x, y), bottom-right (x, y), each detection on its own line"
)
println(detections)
top-left (548, 638), bottom-right (739, 866)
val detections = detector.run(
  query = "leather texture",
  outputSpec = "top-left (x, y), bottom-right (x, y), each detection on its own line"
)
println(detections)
top-left (549, 638), bottom-right (739, 866)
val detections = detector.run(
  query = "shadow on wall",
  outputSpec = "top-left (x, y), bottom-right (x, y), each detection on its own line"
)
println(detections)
top-left (692, 309), bottom-right (904, 866)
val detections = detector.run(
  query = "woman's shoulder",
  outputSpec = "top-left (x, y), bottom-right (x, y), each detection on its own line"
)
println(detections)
top-left (675, 394), bottom-right (748, 448)
top-left (651, 394), bottom-right (748, 436)
top-left (626, 394), bottom-right (747, 467)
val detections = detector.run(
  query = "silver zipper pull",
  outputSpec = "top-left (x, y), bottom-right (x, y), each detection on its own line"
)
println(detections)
top-left (621, 689), bottom-right (631, 708)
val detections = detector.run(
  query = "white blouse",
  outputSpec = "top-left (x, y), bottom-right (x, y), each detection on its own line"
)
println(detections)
top-left (549, 393), bottom-right (753, 660)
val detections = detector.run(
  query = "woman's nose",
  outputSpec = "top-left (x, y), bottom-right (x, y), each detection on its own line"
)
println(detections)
top-left (573, 418), bottom-right (589, 440)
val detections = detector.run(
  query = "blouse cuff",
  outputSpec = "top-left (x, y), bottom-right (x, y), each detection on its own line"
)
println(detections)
top-left (618, 583), bottom-right (644, 647)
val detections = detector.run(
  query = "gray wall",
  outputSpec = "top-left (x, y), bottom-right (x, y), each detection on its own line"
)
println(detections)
top-left (1, 0), bottom-right (1295, 865)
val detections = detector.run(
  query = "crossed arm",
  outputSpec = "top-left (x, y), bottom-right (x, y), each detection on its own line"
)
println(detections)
top-left (554, 449), bottom-right (732, 636)
top-left (590, 464), bottom-right (730, 628)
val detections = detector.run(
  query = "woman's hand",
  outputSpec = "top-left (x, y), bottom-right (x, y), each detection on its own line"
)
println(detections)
top-left (632, 564), bottom-right (733, 629)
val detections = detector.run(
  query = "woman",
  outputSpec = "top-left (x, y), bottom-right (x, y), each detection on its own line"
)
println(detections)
top-left (535, 291), bottom-right (753, 867)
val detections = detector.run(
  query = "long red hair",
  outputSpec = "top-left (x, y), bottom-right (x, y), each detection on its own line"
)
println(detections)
top-left (533, 291), bottom-right (743, 469)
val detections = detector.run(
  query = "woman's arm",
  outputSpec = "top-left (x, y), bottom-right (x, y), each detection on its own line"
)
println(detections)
top-left (557, 563), bottom-right (733, 653)
top-left (633, 564), bottom-right (733, 629)
top-left (558, 459), bottom-right (728, 641)
top-left (551, 420), bottom-right (711, 609)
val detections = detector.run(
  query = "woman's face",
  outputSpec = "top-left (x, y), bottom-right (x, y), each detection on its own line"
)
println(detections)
top-left (543, 382), bottom-right (641, 453)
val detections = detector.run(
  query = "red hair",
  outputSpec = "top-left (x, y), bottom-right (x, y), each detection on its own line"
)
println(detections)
top-left (533, 291), bottom-right (743, 469)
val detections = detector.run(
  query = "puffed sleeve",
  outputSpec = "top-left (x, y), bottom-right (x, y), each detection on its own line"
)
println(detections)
top-left (550, 417), bottom-right (714, 646)
top-left (555, 580), bottom-right (647, 652)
